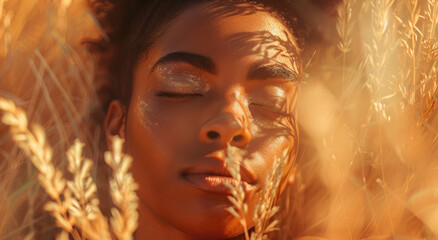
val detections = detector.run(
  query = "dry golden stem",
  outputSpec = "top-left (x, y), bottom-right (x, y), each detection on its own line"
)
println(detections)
top-left (66, 139), bottom-right (111, 240)
top-left (367, 0), bottom-right (397, 234)
top-left (251, 149), bottom-right (288, 240)
top-left (337, 0), bottom-right (354, 54)
top-left (224, 145), bottom-right (288, 240)
top-left (224, 146), bottom-right (250, 240)
top-left (367, 0), bottom-right (395, 123)
top-left (408, 0), bottom-right (421, 107)
top-left (426, 0), bottom-right (438, 38)
top-left (0, 97), bottom-right (74, 234)
top-left (337, 0), bottom-right (355, 91)
top-left (397, 0), bottom-right (422, 108)
top-left (420, 0), bottom-right (438, 124)
top-left (0, 97), bottom-right (111, 240)
top-left (104, 136), bottom-right (139, 240)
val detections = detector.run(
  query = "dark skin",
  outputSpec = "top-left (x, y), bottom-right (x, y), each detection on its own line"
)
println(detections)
top-left (105, 2), bottom-right (299, 239)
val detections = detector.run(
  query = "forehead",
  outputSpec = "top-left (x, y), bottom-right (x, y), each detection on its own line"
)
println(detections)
top-left (149, 2), bottom-right (298, 68)
top-left (166, 3), bottom-right (291, 38)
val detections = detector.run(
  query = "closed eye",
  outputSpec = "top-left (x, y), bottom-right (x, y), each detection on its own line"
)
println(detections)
top-left (156, 92), bottom-right (203, 98)
top-left (249, 103), bottom-right (291, 117)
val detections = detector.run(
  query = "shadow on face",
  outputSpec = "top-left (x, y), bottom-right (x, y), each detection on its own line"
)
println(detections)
top-left (105, 1), bottom-right (300, 239)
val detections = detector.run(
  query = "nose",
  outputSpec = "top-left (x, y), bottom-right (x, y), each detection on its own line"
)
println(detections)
top-left (199, 106), bottom-right (251, 148)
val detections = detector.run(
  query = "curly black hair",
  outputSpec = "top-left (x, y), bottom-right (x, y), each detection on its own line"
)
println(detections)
top-left (86, 0), bottom-right (341, 114)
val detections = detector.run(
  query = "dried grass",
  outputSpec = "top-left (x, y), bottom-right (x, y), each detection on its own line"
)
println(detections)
top-left (224, 146), bottom-right (251, 240)
top-left (291, 0), bottom-right (438, 238)
top-left (224, 145), bottom-right (289, 240)
top-left (0, 97), bottom-right (137, 240)
top-left (104, 136), bottom-right (138, 240)
top-left (0, 98), bottom-right (73, 235)
top-left (251, 149), bottom-right (288, 240)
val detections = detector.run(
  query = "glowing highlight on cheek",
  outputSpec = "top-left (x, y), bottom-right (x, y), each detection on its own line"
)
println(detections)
top-left (137, 97), bottom-right (153, 131)
top-left (250, 135), bottom-right (292, 177)
top-left (250, 122), bottom-right (261, 136)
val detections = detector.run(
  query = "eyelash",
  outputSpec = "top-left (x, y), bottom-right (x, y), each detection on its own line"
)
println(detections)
top-left (249, 103), bottom-right (291, 117)
top-left (156, 92), bottom-right (291, 116)
top-left (156, 91), bottom-right (203, 98)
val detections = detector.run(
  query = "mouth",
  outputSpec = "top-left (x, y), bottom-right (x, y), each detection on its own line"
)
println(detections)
top-left (181, 158), bottom-right (257, 195)
top-left (183, 173), bottom-right (255, 195)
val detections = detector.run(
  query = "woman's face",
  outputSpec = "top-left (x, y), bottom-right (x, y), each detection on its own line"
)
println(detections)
top-left (106, 2), bottom-right (299, 239)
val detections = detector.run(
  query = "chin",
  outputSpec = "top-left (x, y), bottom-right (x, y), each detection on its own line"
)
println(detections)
top-left (174, 207), bottom-right (246, 239)
top-left (183, 226), bottom-right (245, 240)
top-left (169, 190), bottom-right (259, 239)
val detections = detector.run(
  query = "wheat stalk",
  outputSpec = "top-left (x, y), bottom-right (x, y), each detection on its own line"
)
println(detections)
top-left (224, 145), bottom-right (251, 240)
top-left (426, 0), bottom-right (438, 38)
top-left (0, 97), bottom-right (113, 240)
top-left (224, 145), bottom-right (289, 240)
top-left (251, 149), bottom-right (288, 240)
top-left (104, 135), bottom-right (139, 240)
top-left (366, 1), bottom-right (397, 232)
top-left (337, 0), bottom-right (355, 91)
top-left (424, 0), bottom-right (438, 63)
top-left (0, 97), bottom-right (76, 235)
top-left (337, 0), bottom-right (354, 54)
top-left (366, 0), bottom-right (395, 123)
top-left (396, 0), bottom-right (422, 108)
top-left (65, 139), bottom-right (111, 240)
top-left (419, 0), bottom-right (438, 124)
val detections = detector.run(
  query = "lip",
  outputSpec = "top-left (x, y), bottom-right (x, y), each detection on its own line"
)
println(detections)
top-left (181, 157), bottom-right (257, 195)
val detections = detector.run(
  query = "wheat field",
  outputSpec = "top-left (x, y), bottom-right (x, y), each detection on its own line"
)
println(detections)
top-left (0, 0), bottom-right (438, 239)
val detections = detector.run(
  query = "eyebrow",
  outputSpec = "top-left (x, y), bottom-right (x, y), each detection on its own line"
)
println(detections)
top-left (247, 64), bottom-right (297, 82)
top-left (151, 51), bottom-right (217, 74)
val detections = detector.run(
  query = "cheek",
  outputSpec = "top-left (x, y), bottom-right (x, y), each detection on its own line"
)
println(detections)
top-left (135, 97), bottom-right (155, 131)
top-left (245, 132), bottom-right (296, 183)
top-left (126, 96), bottom-right (201, 162)
top-left (125, 96), bottom-right (197, 202)
top-left (124, 98), bottom-right (170, 182)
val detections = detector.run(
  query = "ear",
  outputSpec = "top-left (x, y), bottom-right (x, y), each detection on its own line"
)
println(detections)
top-left (104, 100), bottom-right (127, 146)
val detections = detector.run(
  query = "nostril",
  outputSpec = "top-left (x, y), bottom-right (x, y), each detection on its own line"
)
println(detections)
top-left (207, 131), bottom-right (220, 139)
top-left (232, 135), bottom-right (243, 141)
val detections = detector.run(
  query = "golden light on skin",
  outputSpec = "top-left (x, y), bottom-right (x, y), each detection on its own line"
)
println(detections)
top-left (0, 0), bottom-right (433, 239)
top-left (144, 3), bottom-right (300, 79)
top-left (3, 0), bottom-right (438, 239)
top-left (137, 96), bottom-right (154, 131)
top-left (154, 65), bottom-right (211, 94)
top-left (118, 2), bottom-right (300, 239)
